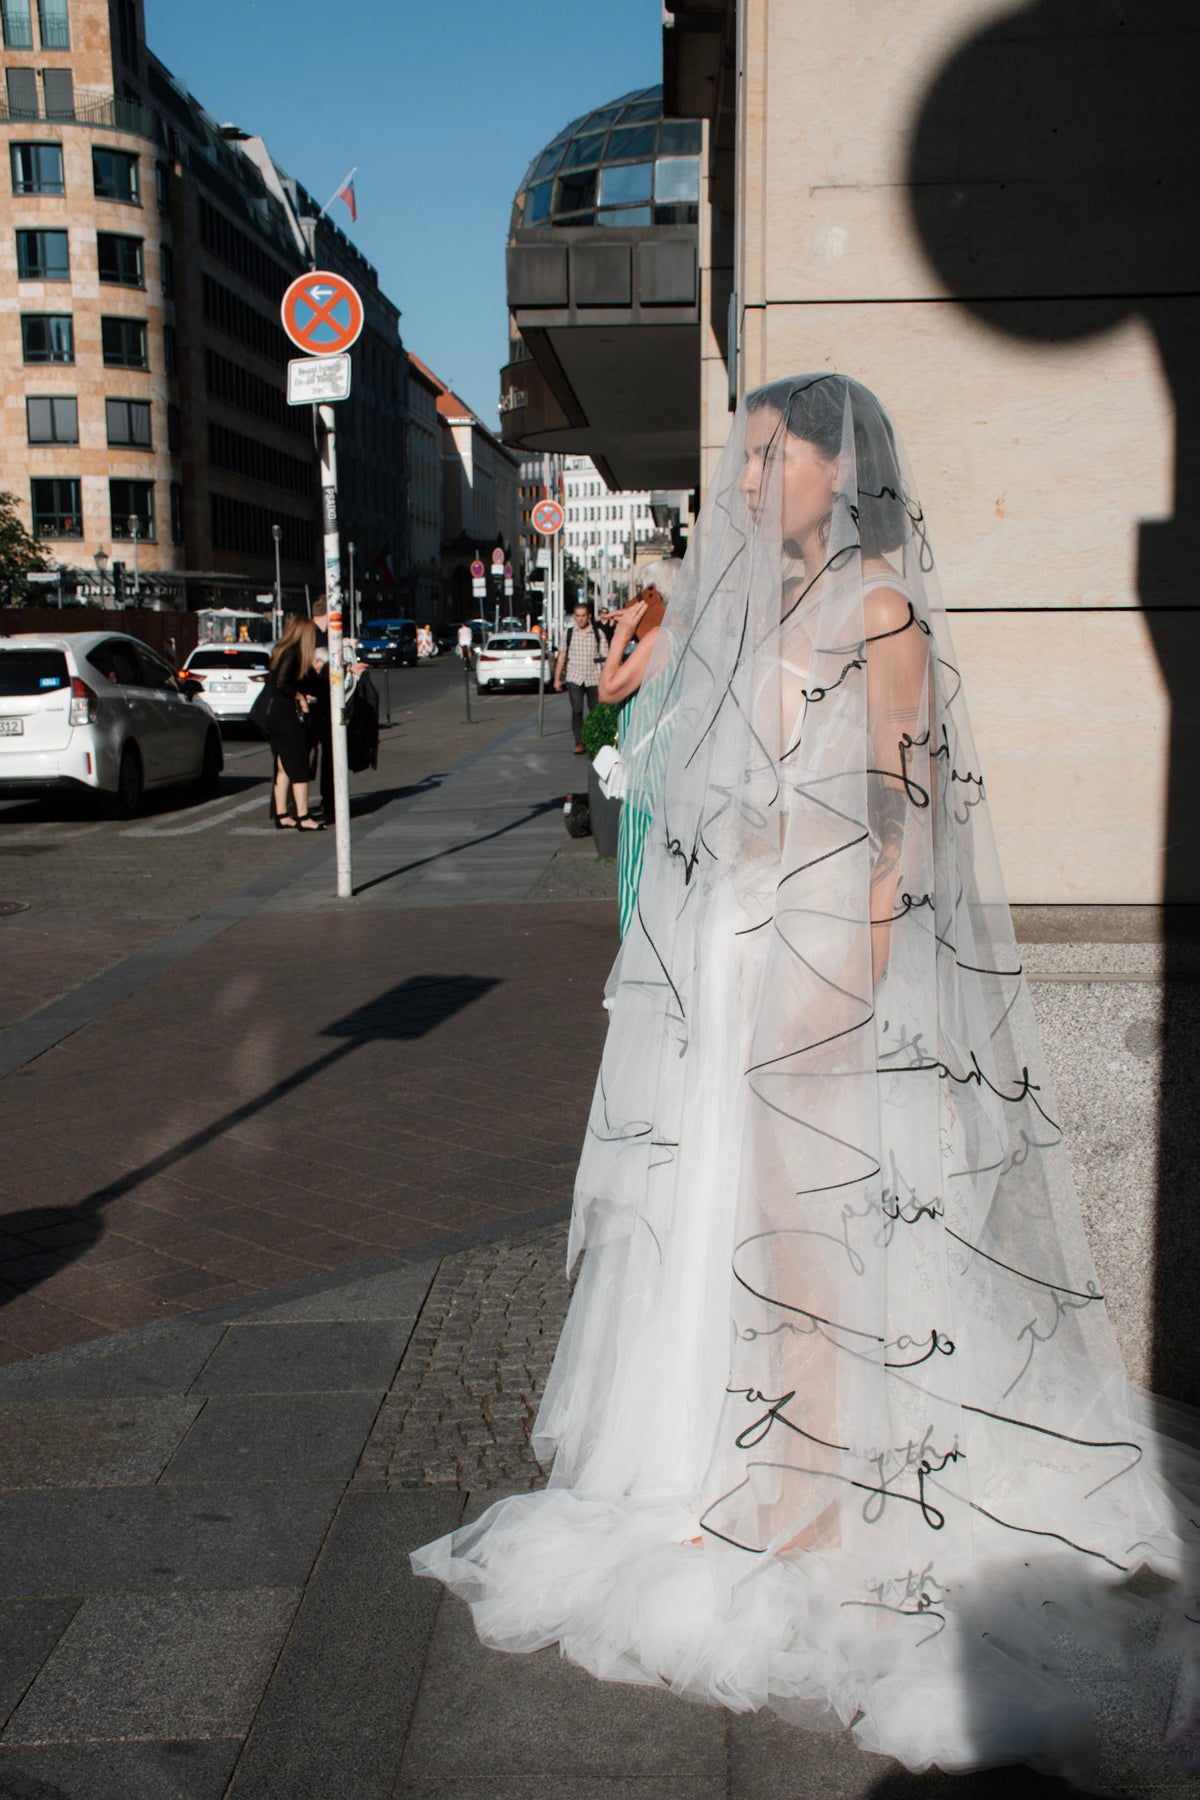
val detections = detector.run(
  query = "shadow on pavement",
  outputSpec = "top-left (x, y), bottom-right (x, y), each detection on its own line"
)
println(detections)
top-left (352, 797), bottom-right (563, 898)
top-left (0, 973), bottom-right (500, 1311)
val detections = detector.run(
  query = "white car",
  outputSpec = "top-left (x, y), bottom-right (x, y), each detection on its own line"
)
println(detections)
top-left (178, 644), bottom-right (271, 723)
top-left (475, 633), bottom-right (546, 693)
top-left (0, 631), bottom-right (223, 816)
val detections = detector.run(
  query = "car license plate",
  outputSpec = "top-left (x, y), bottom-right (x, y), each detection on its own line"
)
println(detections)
top-left (0, 718), bottom-right (24, 736)
top-left (217, 681), bottom-right (247, 692)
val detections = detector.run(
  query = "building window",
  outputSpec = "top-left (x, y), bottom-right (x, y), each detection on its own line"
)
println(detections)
top-left (155, 162), bottom-right (167, 211)
top-left (5, 66), bottom-right (38, 116)
top-left (1, 0), bottom-right (33, 47)
top-left (110, 479), bottom-right (155, 540)
top-left (16, 228), bottom-right (69, 280)
top-left (30, 475), bottom-right (81, 538)
top-left (21, 312), bottom-right (72, 362)
top-left (10, 142), bottom-right (64, 194)
top-left (26, 394), bottom-right (77, 443)
top-left (92, 147), bottom-right (139, 204)
top-left (96, 232), bottom-right (142, 285)
top-left (105, 397), bottom-right (151, 448)
top-left (210, 493), bottom-right (315, 562)
top-left (163, 323), bottom-right (177, 375)
top-left (100, 314), bottom-right (147, 368)
top-left (42, 67), bottom-right (72, 119)
top-left (159, 242), bottom-right (173, 296)
top-left (37, 0), bottom-right (69, 49)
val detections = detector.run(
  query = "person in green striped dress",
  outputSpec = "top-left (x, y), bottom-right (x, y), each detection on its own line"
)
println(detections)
top-left (598, 560), bottom-right (681, 937)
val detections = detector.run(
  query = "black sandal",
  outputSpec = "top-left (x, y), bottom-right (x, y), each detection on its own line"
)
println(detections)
top-left (295, 814), bottom-right (325, 831)
top-left (273, 814), bottom-right (297, 830)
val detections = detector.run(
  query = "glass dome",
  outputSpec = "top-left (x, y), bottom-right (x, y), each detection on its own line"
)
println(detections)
top-left (511, 86), bottom-right (702, 235)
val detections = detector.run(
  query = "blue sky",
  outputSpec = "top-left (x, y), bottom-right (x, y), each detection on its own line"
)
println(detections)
top-left (145, 0), bottom-right (662, 422)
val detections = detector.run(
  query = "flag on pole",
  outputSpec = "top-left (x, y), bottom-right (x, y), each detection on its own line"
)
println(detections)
top-left (338, 176), bottom-right (357, 222)
top-left (376, 544), bottom-right (395, 586)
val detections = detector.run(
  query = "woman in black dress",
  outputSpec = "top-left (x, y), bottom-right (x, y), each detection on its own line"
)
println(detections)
top-left (267, 615), bottom-right (324, 830)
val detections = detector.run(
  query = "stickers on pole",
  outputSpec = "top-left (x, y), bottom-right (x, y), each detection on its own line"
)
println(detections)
top-left (288, 355), bottom-right (352, 404)
top-left (281, 271), bottom-right (364, 357)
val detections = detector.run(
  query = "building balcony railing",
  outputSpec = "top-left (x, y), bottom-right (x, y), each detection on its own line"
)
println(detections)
top-left (39, 14), bottom-right (69, 46)
top-left (1, 6), bottom-right (33, 46)
top-left (0, 93), bottom-right (163, 144)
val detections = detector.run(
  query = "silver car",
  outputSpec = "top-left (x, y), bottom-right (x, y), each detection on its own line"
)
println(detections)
top-left (0, 631), bottom-right (223, 816)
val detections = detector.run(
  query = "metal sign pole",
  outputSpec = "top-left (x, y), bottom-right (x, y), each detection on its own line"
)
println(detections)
top-left (318, 401), bottom-right (353, 900)
top-left (537, 634), bottom-right (546, 738)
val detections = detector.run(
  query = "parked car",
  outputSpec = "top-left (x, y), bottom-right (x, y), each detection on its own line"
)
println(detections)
top-left (360, 620), bottom-right (418, 667)
top-left (0, 631), bottom-right (222, 816)
top-left (475, 633), bottom-right (545, 694)
top-left (177, 644), bottom-right (271, 724)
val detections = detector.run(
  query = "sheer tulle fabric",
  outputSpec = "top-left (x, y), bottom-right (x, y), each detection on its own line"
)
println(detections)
top-left (413, 376), bottom-right (1198, 1779)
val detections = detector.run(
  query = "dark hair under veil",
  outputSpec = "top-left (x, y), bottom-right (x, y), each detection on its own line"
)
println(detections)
top-left (414, 374), bottom-right (1199, 1783)
top-left (749, 374), bottom-right (912, 558)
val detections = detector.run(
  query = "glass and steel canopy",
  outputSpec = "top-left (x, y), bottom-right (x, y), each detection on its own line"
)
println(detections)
top-left (511, 87), bottom-right (701, 235)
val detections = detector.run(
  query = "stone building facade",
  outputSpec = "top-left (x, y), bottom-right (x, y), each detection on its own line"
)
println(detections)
top-left (2, 0), bottom-right (413, 615)
top-left (404, 353), bottom-right (442, 621)
top-left (2, 0), bottom-right (185, 599)
top-left (665, 0), bottom-right (1197, 907)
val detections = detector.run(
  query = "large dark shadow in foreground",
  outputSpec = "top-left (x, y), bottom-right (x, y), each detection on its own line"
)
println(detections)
top-left (908, 0), bottom-right (1200, 1405)
top-left (901, 7), bottom-right (1200, 1787)
top-left (0, 974), bottom-right (499, 1310)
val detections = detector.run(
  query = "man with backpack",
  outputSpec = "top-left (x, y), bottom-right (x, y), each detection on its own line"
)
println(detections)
top-left (553, 602), bottom-right (609, 753)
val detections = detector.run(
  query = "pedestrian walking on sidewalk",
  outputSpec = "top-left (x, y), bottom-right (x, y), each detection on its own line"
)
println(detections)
top-left (553, 603), bottom-right (609, 752)
top-left (265, 614), bottom-right (324, 830)
top-left (414, 373), bottom-right (1200, 1781)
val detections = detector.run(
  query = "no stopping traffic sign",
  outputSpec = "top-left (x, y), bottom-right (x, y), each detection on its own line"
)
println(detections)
top-left (531, 498), bottom-right (564, 536)
top-left (281, 271), bottom-right (364, 357)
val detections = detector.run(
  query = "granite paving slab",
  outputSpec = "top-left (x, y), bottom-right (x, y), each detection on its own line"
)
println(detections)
top-left (0, 1736), bottom-right (240, 1799)
top-left (187, 1319), bottom-right (411, 1396)
top-left (227, 1490), bottom-right (465, 1800)
top-left (398, 1594), bottom-right (727, 1784)
top-left (0, 1599), bottom-right (80, 1728)
top-left (0, 1397), bottom-right (200, 1488)
top-left (0, 1484), bottom-right (341, 1597)
top-left (160, 1390), bottom-right (383, 1486)
top-left (3, 1588), bottom-right (299, 1745)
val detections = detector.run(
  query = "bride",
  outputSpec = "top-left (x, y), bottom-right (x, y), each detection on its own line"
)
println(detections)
top-left (413, 375), bottom-right (1197, 1780)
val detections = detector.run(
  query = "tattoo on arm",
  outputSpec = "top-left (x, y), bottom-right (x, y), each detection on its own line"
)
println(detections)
top-left (869, 781), bottom-right (907, 887)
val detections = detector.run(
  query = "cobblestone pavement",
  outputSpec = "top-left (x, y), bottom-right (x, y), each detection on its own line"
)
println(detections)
top-left (357, 1221), bottom-right (572, 1491)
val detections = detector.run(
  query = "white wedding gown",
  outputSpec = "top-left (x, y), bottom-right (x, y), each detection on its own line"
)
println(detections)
top-left (413, 376), bottom-right (1198, 1782)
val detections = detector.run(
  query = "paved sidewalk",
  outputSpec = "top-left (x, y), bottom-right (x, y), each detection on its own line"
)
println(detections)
top-left (0, 702), bottom-right (1194, 1797)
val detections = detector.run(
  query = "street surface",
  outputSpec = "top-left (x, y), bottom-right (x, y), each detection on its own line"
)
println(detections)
top-left (0, 661), bottom-right (615, 1365)
top-left (0, 659), bottom-right (1190, 1797)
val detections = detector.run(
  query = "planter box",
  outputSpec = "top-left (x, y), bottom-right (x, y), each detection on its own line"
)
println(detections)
top-left (587, 762), bottom-right (622, 858)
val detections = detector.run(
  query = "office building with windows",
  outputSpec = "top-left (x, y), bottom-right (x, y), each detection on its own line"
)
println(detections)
top-left (2, 0), bottom-right (414, 612)
top-left (561, 456), bottom-right (670, 602)
top-left (2, 0), bottom-right (186, 600)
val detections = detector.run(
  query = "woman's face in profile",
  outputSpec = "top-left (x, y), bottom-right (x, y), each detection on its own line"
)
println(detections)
top-left (739, 406), bottom-right (838, 548)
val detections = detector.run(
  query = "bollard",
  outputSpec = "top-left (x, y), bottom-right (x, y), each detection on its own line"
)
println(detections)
top-left (462, 651), bottom-right (472, 724)
top-left (382, 667), bottom-right (391, 727)
top-left (537, 636), bottom-right (546, 738)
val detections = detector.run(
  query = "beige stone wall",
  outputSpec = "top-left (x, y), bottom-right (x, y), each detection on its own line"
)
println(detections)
top-left (721, 0), bottom-right (1195, 903)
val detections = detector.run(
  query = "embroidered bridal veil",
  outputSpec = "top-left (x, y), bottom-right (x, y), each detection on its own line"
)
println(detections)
top-left (413, 375), bottom-right (1197, 1780)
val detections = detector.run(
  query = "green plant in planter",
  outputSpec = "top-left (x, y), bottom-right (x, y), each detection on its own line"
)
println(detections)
top-left (581, 702), bottom-right (619, 761)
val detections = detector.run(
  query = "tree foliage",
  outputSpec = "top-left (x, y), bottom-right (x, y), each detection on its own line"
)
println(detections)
top-left (0, 493), bottom-right (50, 601)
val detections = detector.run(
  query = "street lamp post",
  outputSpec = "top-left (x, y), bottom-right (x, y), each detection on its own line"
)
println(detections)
top-left (93, 547), bottom-right (109, 608)
top-left (271, 523), bottom-right (283, 641)
top-left (347, 541), bottom-right (356, 641)
top-left (127, 515), bottom-right (141, 603)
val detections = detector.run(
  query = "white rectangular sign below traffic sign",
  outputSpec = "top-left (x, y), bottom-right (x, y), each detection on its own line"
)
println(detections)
top-left (287, 354), bottom-right (352, 405)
